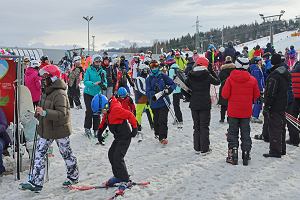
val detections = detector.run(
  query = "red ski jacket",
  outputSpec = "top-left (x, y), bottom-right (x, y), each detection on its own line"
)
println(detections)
top-left (117, 96), bottom-right (136, 114)
top-left (99, 97), bottom-right (137, 139)
top-left (222, 69), bottom-right (260, 118)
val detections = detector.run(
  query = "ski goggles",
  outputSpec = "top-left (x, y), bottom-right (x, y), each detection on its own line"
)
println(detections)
top-left (149, 60), bottom-right (159, 68)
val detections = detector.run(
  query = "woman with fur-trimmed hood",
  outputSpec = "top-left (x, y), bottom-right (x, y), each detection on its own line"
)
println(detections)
top-left (218, 56), bottom-right (236, 123)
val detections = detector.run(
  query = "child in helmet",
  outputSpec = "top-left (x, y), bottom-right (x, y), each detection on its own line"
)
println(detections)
top-left (146, 60), bottom-right (176, 145)
top-left (96, 95), bottom-right (137, 187)
top-left (116, 87), bottom-right (136, 114)
top-left (20, 65), bottom-right (79, 192)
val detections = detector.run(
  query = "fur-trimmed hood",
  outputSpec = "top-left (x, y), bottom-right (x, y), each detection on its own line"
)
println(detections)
top-left (221, 63), bottom-right (236, 70)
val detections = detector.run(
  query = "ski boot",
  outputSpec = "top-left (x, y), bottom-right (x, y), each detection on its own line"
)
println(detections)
top-left (62, 178), bottom-right (79, 186)
top-left (226, 147), bottom-right (238, 165)
top-left (242, 151), bottom-right (251, 166)
top-left (84, 128), bottom-right (92, 139)
top-left (104, 177), bottom-right (123, 187)
top-left (19, 182), bottom-right (43, 192)
top-left (201, 148), bottom-right (212, 156)
top-left (160, 138), bottom-right (168, 145)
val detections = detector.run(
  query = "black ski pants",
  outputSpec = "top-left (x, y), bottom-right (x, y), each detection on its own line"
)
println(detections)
top-left (191, 109), bottom-right (211, 152)
top-left (68, 84), bottom-right (81, 107)
top-left (173, 93), bottom-right (183, 122)
top-left (152, 107), bottom-right (169, 140)
top-left (220, 105), bottom-right (227, 121)
top-left (268, 112), bottom-right (286, 155)
top-left (261, 111), bottom-right (270, 142)
top-left (286, 99), bottom-right (300, 145)
top-left (227, 117), bottom-right (252, 151)
top-left (108, 139), bottom-right (131, 182)
top-left (84, 93), bottom-right (100, 131)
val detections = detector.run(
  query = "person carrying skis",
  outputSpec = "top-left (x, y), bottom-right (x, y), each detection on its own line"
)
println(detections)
top-left (20, 65), bottom-right (79, 192)
top-left (83, 54), bottom-right (107, 138)
top-left (68, 56), bottom-right (84, 109)
top-left (222, 56), bottom-right (260, 165)
top-left (186, 56), bottom-right (220, 155)
top-left (134, 64), bottom-right (154, 132)
top-left (96, 95), bottom-right (137, 187)
top-left (146, 60), bottom-right (176, 144)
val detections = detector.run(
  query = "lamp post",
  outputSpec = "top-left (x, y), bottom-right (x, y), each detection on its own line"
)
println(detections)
top-left (259, 10), bottom-right (285, 46)
top-left (83, 16), bottom-right (93, 56)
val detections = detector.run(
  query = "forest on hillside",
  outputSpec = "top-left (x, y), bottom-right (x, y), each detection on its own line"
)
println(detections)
top-left (104, 19), bottom-right (300, 53)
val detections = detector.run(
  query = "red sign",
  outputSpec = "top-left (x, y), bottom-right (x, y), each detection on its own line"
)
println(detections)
top-left (0, 59), bottom-right (16, 123)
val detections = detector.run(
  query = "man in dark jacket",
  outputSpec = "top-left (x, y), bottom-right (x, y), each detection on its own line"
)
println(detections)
top-left (218, 56), bottom-right (236, 122)
top-left (224, 41), bottom-right (236, 62)
top-left (263, 54), bottom-right (291, 158)
top-left (0, 108), bottom-right (11, 175)
top-left (186, 56), bottom-right (220, 154)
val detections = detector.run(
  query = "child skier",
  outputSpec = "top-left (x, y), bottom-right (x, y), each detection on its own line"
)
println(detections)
top-left (222, 57), bottom-right (260, 165)
top-left (96, 95), bottom-right (137, 188)
top-left (146, 60), bottom-right (176, 144)
top-left (20, 65), bottom-right (79, 192)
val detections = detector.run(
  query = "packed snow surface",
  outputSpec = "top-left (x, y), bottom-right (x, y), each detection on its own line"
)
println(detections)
top-left (1, 96), bottom-right (300, 200)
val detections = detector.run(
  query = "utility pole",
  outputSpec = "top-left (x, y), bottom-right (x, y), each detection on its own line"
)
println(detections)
top-left (92, 35), bottom-right (95, 52)
top-left (221, 25), bottom-right (224, 46)
top-left (195, 16), bottom-right (201, 52)
top-left (259, 10), bottom-right (285, 46)
top-left (83, 16), bottom-right (94, 56)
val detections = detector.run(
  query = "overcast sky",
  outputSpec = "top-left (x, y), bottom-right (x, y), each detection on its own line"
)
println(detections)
top-left (0, 0), bottom-right (299, 50)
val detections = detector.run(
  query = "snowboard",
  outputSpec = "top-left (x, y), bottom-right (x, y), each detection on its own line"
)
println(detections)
top-left (19, 85), bottom-right (38, 157)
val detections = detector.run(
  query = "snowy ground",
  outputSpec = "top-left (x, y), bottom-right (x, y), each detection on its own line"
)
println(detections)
top-left (1, 97), bottom-right (300, 200)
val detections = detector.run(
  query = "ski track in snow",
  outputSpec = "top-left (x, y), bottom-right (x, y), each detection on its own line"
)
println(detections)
top-left (1, 97), bottom-right (300, 200)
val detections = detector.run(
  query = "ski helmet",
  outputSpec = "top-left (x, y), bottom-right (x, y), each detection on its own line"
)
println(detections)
top-left (117, 87), bottom-right (128, 98)
top-left (219, 47), bottom-right (225, 53)
top-left (73, 56), bottom-right (81, 63)
top-left (92, 54), bottom-right (103, 63)
top-left (29, 60), bottom-right (40, 68)
top-left (40, 55), bottom-right (49, 62)
top-left (196, 56), bottom-right (209, 67)
top-left (149, 60), bottom-right (159, 68)
top-left (39, 64), bottom-right (61, 78)
top-left (290, 45), bottom-right (295, 49)
top-left (235, 57), bottom-right (250, 69)
top-left (91, 94), bottom-right (109, 114)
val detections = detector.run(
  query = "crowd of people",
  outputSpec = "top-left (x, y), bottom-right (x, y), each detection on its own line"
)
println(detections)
top-left (0, 42), bottom-right (299, 194)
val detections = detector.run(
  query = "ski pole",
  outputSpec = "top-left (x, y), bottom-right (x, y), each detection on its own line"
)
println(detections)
top-left (162, 97), bottom-right (179, 124)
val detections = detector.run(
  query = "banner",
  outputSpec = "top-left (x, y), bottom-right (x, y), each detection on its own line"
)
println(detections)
top-left (0, 59), bottom-right (16, 123)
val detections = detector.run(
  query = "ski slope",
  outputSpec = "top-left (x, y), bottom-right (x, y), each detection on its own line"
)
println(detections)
top-left (1, 95), bottom-right (300, 200)
top-left (235, 30), bottom-right (300, 55)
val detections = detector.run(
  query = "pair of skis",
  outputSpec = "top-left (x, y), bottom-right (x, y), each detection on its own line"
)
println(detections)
top-left (68, 181), bottom-right (150, 199)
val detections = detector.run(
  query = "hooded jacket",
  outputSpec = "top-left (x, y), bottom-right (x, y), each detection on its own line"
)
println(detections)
top-left (186, 66), bottom-right (220, 110)
top-left (37, 79), bottom-right (72, 139)
top-left (222, 69), bottom-right (260, 118)
top-left (98, 96), bottom-right (137, 140)
top-left (291, 62), bottom-right (300, 99)
top-left (264, 65), bottom-right (291, 112)
top-left (218, 62), bottom-right (236, 106)
top-left (24, 67), bottom-right (42, 103)
top-left (84, 65), bottom-right (107, 96)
